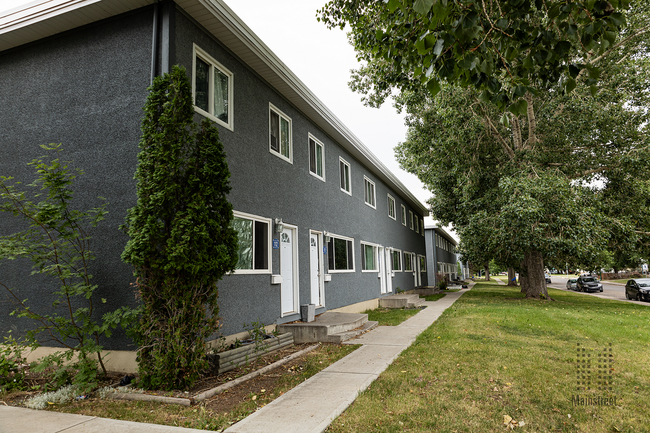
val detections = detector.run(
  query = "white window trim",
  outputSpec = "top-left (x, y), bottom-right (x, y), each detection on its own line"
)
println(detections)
top-left (404, 251), bottom-right (414, 272)
top-left (409, 210), bottom-right (414, 230)
top-left (269, 103), bottom-right (293, 163)
top-left (387, 194), bottom-right (396, 220)
top-left (308, 133), bottom-right (325, 182)
top-left (364, 176), bottom-right (376, 209)
top-left (231, 210), bottom-right (272, 275)
top-left (327, 232), bottom-right (355, 273)
top-left (339, 157), bottom-right (352, 196)
top-left (418, 254), bottom-right (427, 272)
top-left (401, 204), bottom-right (407, 226)
top-left (192, 44), bottom-right (234, 131)
top-left (360, 241), bottom-right (380, 272)
top-left (391, 248), bottom-right (402, 272)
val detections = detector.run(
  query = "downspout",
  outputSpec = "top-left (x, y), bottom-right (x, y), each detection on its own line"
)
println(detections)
top-left (150, 0), bottom-right (159, 85)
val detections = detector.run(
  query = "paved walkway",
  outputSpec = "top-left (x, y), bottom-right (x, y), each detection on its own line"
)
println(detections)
top-left (0, 288), bottom-right (469, 433)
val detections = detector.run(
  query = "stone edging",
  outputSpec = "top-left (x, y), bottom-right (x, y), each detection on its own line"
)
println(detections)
top-left (107, 343), bottom-right (321, 406)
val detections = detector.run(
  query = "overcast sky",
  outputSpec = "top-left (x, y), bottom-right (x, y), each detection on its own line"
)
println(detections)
top-left (1, 0), bottom-right (435, 210)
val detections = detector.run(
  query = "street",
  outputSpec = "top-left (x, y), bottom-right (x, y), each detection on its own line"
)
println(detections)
top-left (547, 275), bottom-right (649, 306)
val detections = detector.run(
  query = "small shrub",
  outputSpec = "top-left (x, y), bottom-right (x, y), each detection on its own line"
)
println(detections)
top-left (24, 384), bottom-right (79, 410)
top-left (0, 335), bottom-right (27, 393)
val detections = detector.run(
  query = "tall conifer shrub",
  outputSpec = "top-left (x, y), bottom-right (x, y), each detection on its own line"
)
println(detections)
top-left (122, 65), bottom-right (238, 390)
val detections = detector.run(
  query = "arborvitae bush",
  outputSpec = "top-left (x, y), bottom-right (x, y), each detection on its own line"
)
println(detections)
top-left (122, 65), bottom-right (238, 390)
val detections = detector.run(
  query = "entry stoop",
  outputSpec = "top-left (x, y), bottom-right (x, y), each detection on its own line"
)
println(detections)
top-left (379, 294), bottom-right (425, 309)
top-left (277, 312), bottom-right (378, 344)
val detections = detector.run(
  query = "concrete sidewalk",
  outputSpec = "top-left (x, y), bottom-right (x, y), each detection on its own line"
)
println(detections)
top-left (0, 288), bottom-right (469, 433)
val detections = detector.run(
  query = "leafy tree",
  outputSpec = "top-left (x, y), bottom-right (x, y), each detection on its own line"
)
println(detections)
top-left (322, 0), bottom-right (649, 298)
top-left (319, 0), bottom-right (647, 112)
top-left (0, 145), bottom-right (137, 392)
top-left (121, 66), bottom-right (238, 390)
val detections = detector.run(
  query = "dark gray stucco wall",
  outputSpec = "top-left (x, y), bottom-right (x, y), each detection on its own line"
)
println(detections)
top-left (173, 9), bottom-right (427, 335)
top-left (0, 8), bottom-right (154, 350)
top-left (0, 3), bottom-right (427, 350)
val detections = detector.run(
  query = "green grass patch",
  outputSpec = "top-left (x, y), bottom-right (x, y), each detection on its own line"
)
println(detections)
top-left (329, 283), bottom-right (650, 433)
top-left (422, 294), bottom-right (446, 301)
top-left (607, 279), bottom-right (629, 284)
top-left (364, 307), bottom-right (421, 326)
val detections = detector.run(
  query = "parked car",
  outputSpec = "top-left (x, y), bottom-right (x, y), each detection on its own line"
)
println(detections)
top-left (545, 273), bottom-right (551, 284)
top-left (566, 278), bottom-right (578, 290)
top-left (576, 276), bottom-right (603, 292)
top-left (625, 278), bottom-right (650, 301)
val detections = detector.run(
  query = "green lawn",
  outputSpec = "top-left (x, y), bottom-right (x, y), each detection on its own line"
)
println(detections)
top-left (327, 283), bottom-right (650, 433)
top-left (364, 307), bottom-right (421, 326)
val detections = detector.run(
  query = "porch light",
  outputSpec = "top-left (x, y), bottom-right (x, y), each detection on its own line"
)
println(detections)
top-left (275, 218), bottom-right (284, 233)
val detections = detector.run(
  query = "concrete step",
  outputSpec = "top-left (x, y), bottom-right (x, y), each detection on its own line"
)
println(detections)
top-left (277, 312), bottom-right (369, 343)
top-left (324, 320), bottom-right (378, 343)
top-left (379, 294), bottom-right (423, 309)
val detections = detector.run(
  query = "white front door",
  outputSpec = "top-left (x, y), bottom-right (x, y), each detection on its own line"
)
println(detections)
top-left (385, 248), bottom-right (393, 293)
top-left (415, 254), bottom-right (421, 287)
top-left (281, 226), bottom-right (298, 315)
top-left (378, 246), bottom-right (387, 294)
top-left (309, 232), bottom-right (323, 306)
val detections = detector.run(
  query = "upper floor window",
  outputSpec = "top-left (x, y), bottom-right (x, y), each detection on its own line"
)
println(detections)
top-left (327, 234), bottom-right (354, 272)
top-left (414, 216), bottom-right (419, 233)
top-left (421, 219), bottom-right (425, 236)
top-left (401, 205), bottom-right (407, 226)
top-left (387, 194), bottom-right (396, 220)
top-left (339, 158), bottom-right (351, 195)
top-left (309, 135), bottom-right (325, 180)
top-left (269, 104), bottom-right (292, 162)
top-left (193, 44), bottom-right (233, 130)
top-left (231, 211), bottom-right (271, 273)
top-left (364, 176), bottom-right (376, 209)
top-left (409, 210), bottom-right (414, 230)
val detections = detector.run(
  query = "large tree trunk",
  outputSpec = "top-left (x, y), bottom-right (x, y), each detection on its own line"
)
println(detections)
top-left (507, 267), bottom-right (517, 286)
top-left (522, 250), bottom-right (549, 299)
top-left (484, 263), bottom-right (490, 281)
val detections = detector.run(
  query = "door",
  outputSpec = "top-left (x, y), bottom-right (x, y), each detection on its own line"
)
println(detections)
top-left (281, 226), bottom-right (298, 315)
top-left (309, 231), bottom-right (323, 306)
top-left (378, 246), bottom-right (387, 294)
top-left (385, 248), bottom-right (393, 293)
top-left (414, 253), bottom-right (421, 287)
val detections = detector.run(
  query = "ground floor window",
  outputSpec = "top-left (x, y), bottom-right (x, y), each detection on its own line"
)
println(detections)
top-left (361, 242), bottom-right (378, 271)
top-left (404, 252), bottom-right (414, 272)
top-left (327, 234), bottom-right (354, 272)
top-left (231, 211), bottom-right (270, 273)
top-left (391, 249), bottom-right (402, 271)
top-left (418, 255), bottom-right (427, 272)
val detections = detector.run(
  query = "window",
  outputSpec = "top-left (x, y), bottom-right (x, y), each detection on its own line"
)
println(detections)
top-left (361, 242), bottom-right (377, 271)
top-left (269, 104), bottom-right (292, 162)
top-left (414, 216), bottom-right (419, 233)
top-left (409, 210), bottom-right (414, 230)
top-left (193, 44), bottom-right (233, 130)
top-left (364, 176), bottom-right (376, 208)
top-left (401, 205), bottom-right (407, 226)
top-left (391, 249), bottom-right (402, 272)
top-left (419, 255), bottom-right (427, 272)
top-left (308, 135), bottom-right (325, 180)
top-left (404, 252), bottom-right (413, 272)
top-left (339, 158), bottom-right (351, 195)
top-left (231, 211), bottom-right (271, 273)
top-left (327, 234), bottom-right (354, 272)
top-left (421, 219), bottom-right (425, 236)
top-left (387, 194), bottom-right (396, 220)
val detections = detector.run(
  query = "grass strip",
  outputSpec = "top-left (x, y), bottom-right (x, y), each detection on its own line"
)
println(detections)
top-left (328, 283), bottom-right (650, 433)
top-left (364, 307), bottom-right (421, 326)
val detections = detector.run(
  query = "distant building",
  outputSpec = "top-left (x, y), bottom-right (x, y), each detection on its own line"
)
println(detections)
top-left (424, 219), bottom-right (461, 285)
